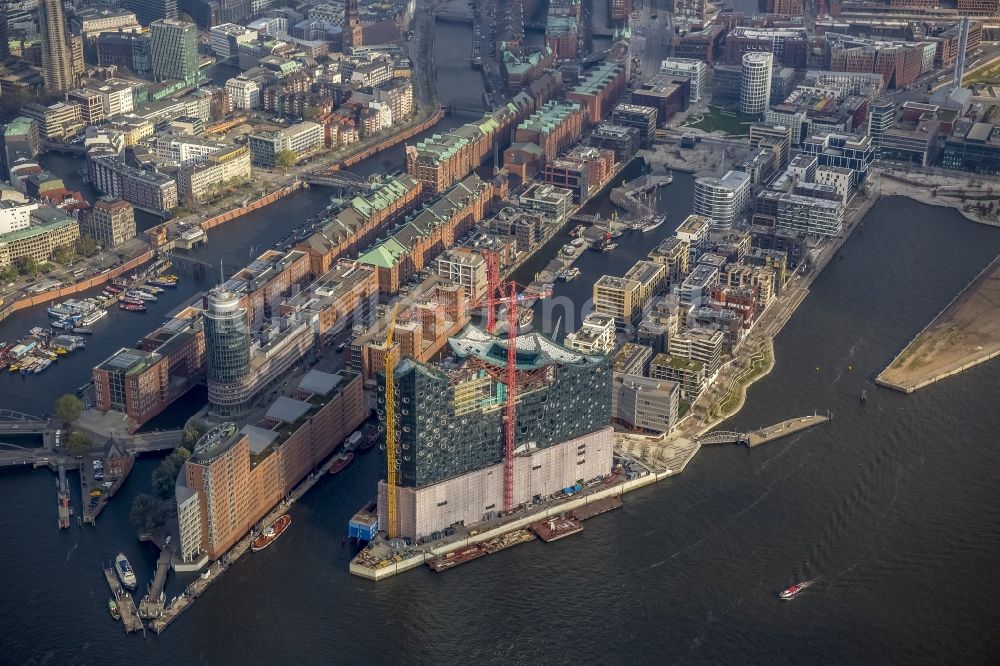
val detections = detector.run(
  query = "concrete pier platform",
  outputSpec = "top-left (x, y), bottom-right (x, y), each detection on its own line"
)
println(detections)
top-left (746, 414), bottom-right (830, 448)
top-left (103, 566), bottom-right (143, 633)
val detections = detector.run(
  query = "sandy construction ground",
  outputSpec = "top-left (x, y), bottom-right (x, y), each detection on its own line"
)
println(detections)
top-left (879, 255), bottom-right (1000, 391)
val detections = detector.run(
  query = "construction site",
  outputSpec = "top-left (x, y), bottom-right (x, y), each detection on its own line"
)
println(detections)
top-left (878, 253), bottom-right (1000, 393)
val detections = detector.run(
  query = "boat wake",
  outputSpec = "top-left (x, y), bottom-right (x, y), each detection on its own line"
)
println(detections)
top-left (65, 541), bottom-right (78, 563)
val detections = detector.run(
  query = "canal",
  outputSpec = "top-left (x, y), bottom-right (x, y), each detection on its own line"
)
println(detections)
top-left (0, 17), bottom-right (488, 419)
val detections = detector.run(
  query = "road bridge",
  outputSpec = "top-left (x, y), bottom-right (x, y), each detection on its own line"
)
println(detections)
top-left (434, 10), bottom-right (473, 23)
top-left (0, 410), bottom-right (47, 434)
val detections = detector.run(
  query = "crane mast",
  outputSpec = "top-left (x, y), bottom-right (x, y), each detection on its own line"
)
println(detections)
top-left (384, 305), bottom-right (399, 539)
top-left (503, 282), bottom-right (517, 512)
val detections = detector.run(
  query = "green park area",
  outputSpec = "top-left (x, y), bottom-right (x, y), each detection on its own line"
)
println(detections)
top-left (683, 107), bottom-right (750, 135)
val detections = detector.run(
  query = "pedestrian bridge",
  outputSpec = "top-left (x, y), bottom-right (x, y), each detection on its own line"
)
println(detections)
top-left (696, 431), bottom-right (748, 446)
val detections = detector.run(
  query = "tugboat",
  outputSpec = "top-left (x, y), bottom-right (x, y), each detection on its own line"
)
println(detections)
top-left (115, 553), bottom-right (137, 590)
top-left (328, 452), bottom-right (355, 475)
top-left (779, 579), bottom-right (815, 600)
top-left (250, 514), bottom-right (291, 553)
top-left (590, 232), bottom-right (614, 252)
top-left (360, 431), bottom-right (377, 452)
top-left (109, 598), bottom-right (121, 620)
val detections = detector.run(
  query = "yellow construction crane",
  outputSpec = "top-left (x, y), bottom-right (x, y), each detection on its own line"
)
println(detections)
top-left (384, 304), bottom-right (399, 539)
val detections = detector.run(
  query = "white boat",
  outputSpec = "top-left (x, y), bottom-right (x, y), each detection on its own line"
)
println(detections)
top-left (125, 289), bottom-right (158, 302)
top-left (33, 358), bottom-right (51, 373)
top-left (80, 309), bottom-right (107, 326)
top-left (115, 553), bottom-right (137, 590)
top-left (641, 215), bottom-right (666, 233)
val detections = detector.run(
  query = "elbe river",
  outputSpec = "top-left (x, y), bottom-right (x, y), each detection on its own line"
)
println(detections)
top-left (1, 18), bottom-right (999, 665)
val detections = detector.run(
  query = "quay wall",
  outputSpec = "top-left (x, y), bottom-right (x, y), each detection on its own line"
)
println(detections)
top-left (876, 253), bottom-right (1000, 393)
top-left (350, 442), bottom-right (704, 582)
top-left (339, 108), bottom-right (444, 170)
top-left (199, 181), bottom-right (305, 232)
top-left (0, 249), bottom-right (155, 324)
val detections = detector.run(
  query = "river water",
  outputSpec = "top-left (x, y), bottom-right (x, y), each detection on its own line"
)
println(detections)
top-left (3, 17), bottom-right (1000, 662)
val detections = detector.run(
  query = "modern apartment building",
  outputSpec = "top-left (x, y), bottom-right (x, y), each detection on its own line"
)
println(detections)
top-left (693, 170), bottom-right (751, 231)
top-left (87, 156), bottom-right (178, 215)
top-left (177, 145), bottom-right (253, 204)
top-left (92, 348), bottom-right (169, 426)
top-left (659, 58), bottom-right (708, 102)
top-left (564, 312), bottom-right (617, 355)
top-left (150, 18), bottom-right (199, 84)
top-left (740, 52), bottom-right (773, 118)
top-left (248, 122), bottom-right (324, 166)
top-left (594, 260), bottom-right (666, 329)
top-left (612, 374), bottom-right (680, 434)
top-left (610, 103), bottom-right (657, 147)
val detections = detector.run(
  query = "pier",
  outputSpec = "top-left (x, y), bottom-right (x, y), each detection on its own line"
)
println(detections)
top-left (697, 414), bottom-right (831, 448)
top-left (138, 544), bottom-right (172, 620)
top-left (103, 565), bottom-right (143, 633)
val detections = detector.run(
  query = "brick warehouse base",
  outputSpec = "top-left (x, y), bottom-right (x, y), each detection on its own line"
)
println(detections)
top-left (379, 426), bottom-right (614, 540)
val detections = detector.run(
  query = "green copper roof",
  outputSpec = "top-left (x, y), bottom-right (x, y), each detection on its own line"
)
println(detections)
top-left (358, 237), bottom-right (407, 268)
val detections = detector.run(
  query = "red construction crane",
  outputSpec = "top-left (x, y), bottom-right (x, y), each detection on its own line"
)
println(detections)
top-left (384, 247), bottom-right (550, 516)
top-left (490, 279), bottom-right (551, 513)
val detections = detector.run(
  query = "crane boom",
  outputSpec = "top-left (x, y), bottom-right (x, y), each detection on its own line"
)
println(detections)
top-left (384, 304), bottom-right (399, 539)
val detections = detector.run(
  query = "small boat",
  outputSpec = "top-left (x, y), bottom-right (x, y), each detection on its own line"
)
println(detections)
top-left (80, 309), bottom-right (107, 326)
top-left (250, 514), bottom-right (291, 553)
top-left (329, 452), bottom-right (355, 475)
top-left (779, 579), bottom-right (815, 600)
top-left (125, 290), bottom-right (157, 302)
top-left (72, 327), bottom-right (94, 335)
top-left (109, 598), bottom-right (121, 620)
top-left (360, 433), bottom-right (376, 452)
top-left (559, 267), bottom-right (581, 282)
top-left (860, 389), bottom-right (867, 403)
top-left (641, 214), bottom-right (666, 232)
top-left (590, 233), bottom-right (614, 252)
top-left (119, 302), bottom-right (147, 312)
top-left (560, 244), bottom-right (576, 256)
top-left (115, 553), bottom-right (137, 590)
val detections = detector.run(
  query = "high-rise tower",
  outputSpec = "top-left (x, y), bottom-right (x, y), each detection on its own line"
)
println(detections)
top-left (204, 288), bottom-right (252, 416)
top-left (739, 52), bottom-right (773, 118)
top-left (39, 0), bottom-right (74, 93)
top-left (150, 18), bottom-right (198, 83)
